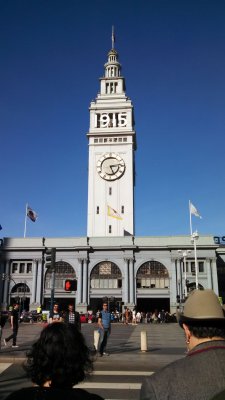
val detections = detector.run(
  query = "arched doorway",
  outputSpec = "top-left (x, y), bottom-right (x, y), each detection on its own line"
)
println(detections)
top-left (11, 283), bottom-right (30, 311)
top-left (44, 261), bottom-right (76, 310)
top-left (136, 261), bottom-right (170, 312)
top-left (89, 261), bottom-right (122, 312)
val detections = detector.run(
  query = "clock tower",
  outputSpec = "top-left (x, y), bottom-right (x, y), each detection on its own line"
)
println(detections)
top-left (87, 36), bottom-right (136, 237)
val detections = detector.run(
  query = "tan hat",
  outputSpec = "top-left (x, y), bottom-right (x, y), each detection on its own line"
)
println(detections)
top-left (178, 289), bottom-right (225, 327)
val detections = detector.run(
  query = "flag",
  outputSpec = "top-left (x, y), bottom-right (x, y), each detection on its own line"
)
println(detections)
top-left (107, 205), bottom-right (122, 220)
top-left (0, 225), bottom-right (2, 230)
top-left (189, 202), bottom-right (202, 219)
top-left (124, 229), bottom-right (132, 236)
top-left (27, 206), bottom-right (38, 222)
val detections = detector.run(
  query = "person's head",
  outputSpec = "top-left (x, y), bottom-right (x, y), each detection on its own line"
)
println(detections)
top-left (177, 289), bottom-right (225, 350)
top-left (53, 303), bottom-right (59, 311)
top-left (103, 302), bottom-right (108, 310)
top-left (14, 303), bottom-right (19, 310)
top-left (68, 304), bottom-right (74, 312)
top-left (24, 322), bottom-right (92, 388)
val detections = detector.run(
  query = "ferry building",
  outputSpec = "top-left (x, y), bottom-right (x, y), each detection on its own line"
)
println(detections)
top-left (0, 40), bottom-right (224, 314)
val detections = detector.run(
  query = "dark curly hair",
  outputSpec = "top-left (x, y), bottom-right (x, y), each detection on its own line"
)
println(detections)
top-left (24, 322), bottom-right (93, 388)
top-left (187, 325), bottom-right (225, 339)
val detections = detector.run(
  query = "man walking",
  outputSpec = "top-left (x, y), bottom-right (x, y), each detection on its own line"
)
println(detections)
top-left (4, 303), bottom-right (20, 348)
top-left (63, 304), bottom-right (81, 330)
top-left (98, 302), bottom-right (111, 357)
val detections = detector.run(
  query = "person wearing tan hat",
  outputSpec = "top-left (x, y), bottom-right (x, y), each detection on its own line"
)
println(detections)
top-left (140, 289), bottom-right (225, 400)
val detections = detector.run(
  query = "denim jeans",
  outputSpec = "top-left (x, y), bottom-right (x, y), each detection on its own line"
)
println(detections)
top-left (98, 327), bottom-right (110, 354)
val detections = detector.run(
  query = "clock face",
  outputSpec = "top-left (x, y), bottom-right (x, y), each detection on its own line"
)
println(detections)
top-left (97, 153), bottom-right (125, 181)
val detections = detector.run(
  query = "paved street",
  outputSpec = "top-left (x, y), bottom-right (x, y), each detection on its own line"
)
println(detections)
top-left (0, 322), bottom-right (186, 399)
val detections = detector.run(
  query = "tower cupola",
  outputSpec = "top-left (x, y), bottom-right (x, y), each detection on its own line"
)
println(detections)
top-left (104, 48), bottom-right (121, 78)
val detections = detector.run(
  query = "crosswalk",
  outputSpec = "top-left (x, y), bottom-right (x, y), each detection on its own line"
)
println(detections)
top-left (0, 324), bottom-right (185, 399)
top-left (0, 362), bottom-right (154, 399)
top-left (0, 363), bottom-right (11, 374)
top-left (76, 370), bottom-right (154, 390)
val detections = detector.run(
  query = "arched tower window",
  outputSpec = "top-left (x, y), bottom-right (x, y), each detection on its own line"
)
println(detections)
top-left (90, 261), bottom-right (122, 289)
top-left (137, 261), bottom-right (169, 289)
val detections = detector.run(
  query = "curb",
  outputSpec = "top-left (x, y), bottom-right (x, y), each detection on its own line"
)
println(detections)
top-left (0, 356), bottom-right (26, 363)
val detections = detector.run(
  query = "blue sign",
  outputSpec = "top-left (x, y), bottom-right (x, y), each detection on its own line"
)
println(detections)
top-left (214, 236), bottom-right (225, 245)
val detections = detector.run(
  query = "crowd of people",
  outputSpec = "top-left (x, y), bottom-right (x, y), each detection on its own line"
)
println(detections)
top-left (122, 308), bottom-right (175, 324)
top-left (1, 290), bottom-right (225, 399)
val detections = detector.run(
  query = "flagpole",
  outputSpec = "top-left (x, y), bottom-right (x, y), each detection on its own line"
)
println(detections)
top-left (189, 200), bottom-right (193, 235)
top-left (24, 203), bottom-right (28, 238)
top-left (112, 26), bottom-right (115, 49)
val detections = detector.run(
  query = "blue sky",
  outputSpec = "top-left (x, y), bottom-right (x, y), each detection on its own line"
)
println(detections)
top-left (1, 0), bottom-right (225, 238)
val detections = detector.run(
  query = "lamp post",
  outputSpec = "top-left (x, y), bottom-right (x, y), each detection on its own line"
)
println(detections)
top-left (177, 250), bottom-right (192, 298)
top-left (1, 273), bottom-right (21, 309)
top-left (191, 231), bottom-right (199, 290)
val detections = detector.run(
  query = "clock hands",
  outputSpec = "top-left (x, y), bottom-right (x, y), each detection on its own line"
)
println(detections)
top-left (109, 163), bottom-right (122, 174)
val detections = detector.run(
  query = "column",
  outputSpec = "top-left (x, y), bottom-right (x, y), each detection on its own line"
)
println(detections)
top-left (82, 258), bottom-right (88, 304)
top-left (36, 259), bottom-right (43, 305)
top-left (123, 258), bottom-right (129, 304)
top-left (129, 258), bottom-right (134, 305)
top-left (170, 258), bottom-right (178, 313)
top-left (77, 259), bottom-right (83, 305)
top-left (206, 258), bottom-right (212, 289)
top-left (211, 258), bottom-right (219, 294)
top-left (31, 260), bottom-right (38, 304)
top-left (3, 260), bottom-right (10, 305)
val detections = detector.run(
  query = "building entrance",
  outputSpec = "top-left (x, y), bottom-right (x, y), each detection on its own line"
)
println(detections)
top-left (89, 297), bottom-right (122, 313)
top-left (137, 298), bottom-right (170, 313)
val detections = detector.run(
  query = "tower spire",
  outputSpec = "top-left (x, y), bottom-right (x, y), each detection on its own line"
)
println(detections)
top-left (112, 26), bottom-right (115, 49)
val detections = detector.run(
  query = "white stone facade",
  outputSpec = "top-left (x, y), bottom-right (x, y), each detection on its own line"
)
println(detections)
top-left (87, 48), bottom-right (135, 237)
top-left (0, 235), bottom-right (220, 314)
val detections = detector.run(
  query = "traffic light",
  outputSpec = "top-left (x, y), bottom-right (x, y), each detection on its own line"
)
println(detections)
top-left (176, 295), bottom-right (180, 303)
top-left (64, 279), bottom-right (77, 291)
top-left (45, 248), bottom-right (56, 269)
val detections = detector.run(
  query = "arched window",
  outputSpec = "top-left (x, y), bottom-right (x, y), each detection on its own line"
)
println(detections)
top-left (11, 283), bottom-right (30, 293)
top-left (90, 262), bottom-right (122, 289)
top-left (45, 262), bottom-right (76, 290)
top-left (137, 261), bottom-right (169, 289)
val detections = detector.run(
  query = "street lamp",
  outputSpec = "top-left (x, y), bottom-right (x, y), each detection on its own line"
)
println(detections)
top-left (191, 230), bottom-right (199, 290)
top-left (1, 274), bottom-right (27, 310)
top-left (177, 250), bottom-right (192, 298)
top-left (1, 273), bottom-right (17, 286)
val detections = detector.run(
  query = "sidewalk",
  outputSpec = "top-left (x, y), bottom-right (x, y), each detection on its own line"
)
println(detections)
top-left (0, 322), bottom-right (186, 369)
top-left (0, 322), bottom-right (44, 363)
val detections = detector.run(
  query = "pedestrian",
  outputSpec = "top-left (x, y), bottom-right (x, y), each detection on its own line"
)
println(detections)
top-left (0, 311), bottom-right (8, 349)
top-left (124, 308), bottom-right (129, 324)
top-left (63, 304), bottom-right (81, 330)
top-left (5, 322), bottom-right (103, 400)
top-left (140, 289), bottom-right (225, 400)
top-left (98, 302), bottom-right (111, 357)
top-left (4, 303), bottom-right (20, 348)
top-left (132, 308), bottom-right (137, 325)
top-left (136, 311), bottom-right (141, 323)
top-left (49, 303), bottom-right (63, 323)
top-left (160, 309), bottom-right (166, 323)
